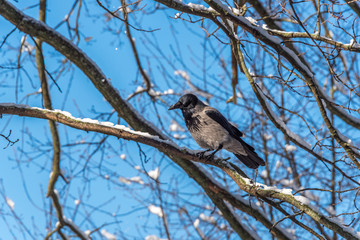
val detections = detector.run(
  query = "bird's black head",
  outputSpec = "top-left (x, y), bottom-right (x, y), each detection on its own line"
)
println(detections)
top-left (168, 94), bottom-right (199, 111)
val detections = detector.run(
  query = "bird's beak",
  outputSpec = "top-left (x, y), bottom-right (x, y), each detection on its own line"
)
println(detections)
top-left (168, 101), bottom-right (181, 110)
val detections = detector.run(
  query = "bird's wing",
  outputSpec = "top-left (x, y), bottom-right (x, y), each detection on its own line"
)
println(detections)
top-left (205, 109), bottom-right (243, 138)
top-left (205, 108), bottom-right (263, 168)
top-left (238, 138), bottom-right (255, 152)
top-left (229, 123), bottom-right (244, 138)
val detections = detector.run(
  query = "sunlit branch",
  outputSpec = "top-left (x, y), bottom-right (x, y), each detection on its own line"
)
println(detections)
top-left (0, 104), bottom-right (358, 239)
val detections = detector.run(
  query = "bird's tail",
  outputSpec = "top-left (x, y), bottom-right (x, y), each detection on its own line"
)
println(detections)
top-left (234, 139), bottom-right (265, 169)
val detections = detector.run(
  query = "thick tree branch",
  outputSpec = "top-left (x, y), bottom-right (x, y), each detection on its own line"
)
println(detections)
top-left (178, 0), bottom-right (360, 171)
top-left (0, 2), bottom-right (260, 237)
top-left (0, 104), bottom-right (291, 239)
top-left (0, 0), bottom-right (161, 137)
top-left (344, 0), bottom-right (360, 18)
top-left (266, 28), bottom-right (360, 52)
top-left (247, 0), bottom-right (360, 52)
top-left (152, 0), bottom-right (360, 154)
top-left (1, 104), bottom-right (358, 239)
top-left (201, 0), bottom-right (360, 166)
top-left (230, 41), bottom-right (359, 186)
top-left (1, 0), bottom-right (359, 238)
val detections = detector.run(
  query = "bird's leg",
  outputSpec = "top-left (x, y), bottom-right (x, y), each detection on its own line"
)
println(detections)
top-left (196, 149), bottom-right (212, 159)
top-left (205, 144), bottom-right (223, 161)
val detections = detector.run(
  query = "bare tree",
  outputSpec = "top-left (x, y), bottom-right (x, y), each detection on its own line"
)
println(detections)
top-left (0, 0), bottom-right (360, 239)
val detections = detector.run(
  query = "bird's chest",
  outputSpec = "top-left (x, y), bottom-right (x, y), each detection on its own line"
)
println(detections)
top-left (182, 111), bottom-right (229, 150)
top-left (184, 113), bottom-right (206, 133)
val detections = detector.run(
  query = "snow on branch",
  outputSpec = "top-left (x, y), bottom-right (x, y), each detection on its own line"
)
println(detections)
top-left (194, 163), bottom-right (295, 240)
top-left (231, 44), bottom-right (360, 185)
top-left (155, 0), bottom-right (216, 18)
top-left (264, 28), bottom-right (360, 53)
top-left (0, 104), bottom-right (295, 238)
top-left (0, 103), bottom-right (177, 150)
top-left (0, 4), bottom-right (291, 236)
top-left (233, 3), bottom-right (360, 132)
top-left (203, 3), bottom-right (360, 166)
top-left (0, 0), bottom-right (165, 138)
top-left (198, 160), bottom-right (359, 239)
top-left (1, 103), bottom-right (358, 238)
top-left (236, 176), bottom-right (360, 240)
top-left (153, 0), bottom-right (360, 130)
top-left (160, 0), bottom-right (360, 161)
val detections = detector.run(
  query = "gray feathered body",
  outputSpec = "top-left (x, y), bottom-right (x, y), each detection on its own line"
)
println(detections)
top-left (182, 102), bottom-right (246, 155)
top-left (181, 100), bottom-right (265, 169)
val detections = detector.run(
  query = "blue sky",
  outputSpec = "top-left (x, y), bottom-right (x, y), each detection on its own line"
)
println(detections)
top-left (0, 1), bottom-right (233, 239)
top-left (1, 0), bottom-right (360, 239)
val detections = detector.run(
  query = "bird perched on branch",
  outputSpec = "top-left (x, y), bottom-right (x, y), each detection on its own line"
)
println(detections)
top-left (169, 94), bottom-right (265, 169)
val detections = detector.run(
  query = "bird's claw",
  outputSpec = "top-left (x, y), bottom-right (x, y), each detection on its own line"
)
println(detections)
top-left (196, 149), bottom-right (218, 162)
top-left (205, 154), bottom-right (215, 162)
top-left (196, 150), bottom-right (209, 159)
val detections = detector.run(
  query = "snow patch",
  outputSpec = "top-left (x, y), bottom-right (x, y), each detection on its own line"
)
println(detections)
top-left (101, 229), bottom-right (116, 240)
top-left (148, 167), bottom-right (160, 180)
top-left (169, 120), bottom-right (185, 132)
top-left (275, 160), bottom-right (282, 169)
top-left (294, 195), bottom-right (310, 205)
top-left (245, 16), bottom-right (258, 25)
top-left (6, 197), bottom-right (15, 210)
top-left (261, 170), bottom-right (268, 178)
top-left (327, 205), bottom-right (336, 215)
top-left (145, 235), bottom-right (167, 240)
top-left (119, 177), bottom-right (131, 185)
top-left (174, 70), bottom-right (190, 81)
top-left (193, 218), bottom-right (200, 228)
top-left (173, 133), bottom-right (186, 139)
top-left (20, 35), bottom-right (34, 53)
top-left (285, 144), bottom-right (297, 152)
top-left (130, 176), bottom-right (144, 185)
top-left (350, 38), bottom-right (360, 48)
top-left (199, 213), bottom-right (215, 224)
top-left (163, 89), bottom-right (174, 95)
top-left (263, 134), bottom-right (273, 140)
top-left (187, 2), bottom-right (208, 11)
top-left (148, 205), bottom-right (163, 217)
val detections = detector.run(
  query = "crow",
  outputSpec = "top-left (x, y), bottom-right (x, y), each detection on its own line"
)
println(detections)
top-left (169, 94), bottom-right (265, 169)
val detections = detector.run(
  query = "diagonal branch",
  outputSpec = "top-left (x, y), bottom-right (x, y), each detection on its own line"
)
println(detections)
top-left (150, 0), bottom-right (360, 165)
top-left (1, 103), bottom-right (359, 239)
top-left (0, 2), bottom-right (259, 237)
top-left (344, 0), bottom-right (360, 18)
top-left (202, 0), bottom-right (360, 166)
top-left (0, 0), bottom-right (161, 137)
top-left (0, 104), bottom-right (291, 239)
top-left (1, 1), bottom-right (358, 238)
top-left (0, 130), bottom-right (19, 149)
